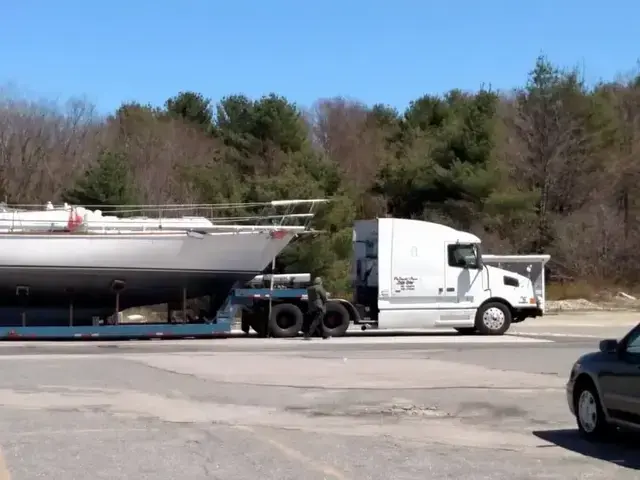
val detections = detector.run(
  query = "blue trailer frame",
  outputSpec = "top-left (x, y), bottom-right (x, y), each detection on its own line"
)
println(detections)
top-left (0, 321), bottom-right (233, 340)
top-left (0, 286), bottom-right (312, 341)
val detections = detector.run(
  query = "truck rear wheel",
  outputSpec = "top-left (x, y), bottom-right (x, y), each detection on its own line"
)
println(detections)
top-left (475, 302), bottom-right (511, 335)
top-left (269, 303), bottom-right (304, 338)
top-left (322, 302), bottom-right (350, 337)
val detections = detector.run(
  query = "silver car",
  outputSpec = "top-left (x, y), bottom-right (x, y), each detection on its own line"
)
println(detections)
top-left (566, 322), bottom-right (640, 439)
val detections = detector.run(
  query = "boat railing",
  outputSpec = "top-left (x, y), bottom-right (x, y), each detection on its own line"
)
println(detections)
top-left (0, 199), bottom-right (329, 233)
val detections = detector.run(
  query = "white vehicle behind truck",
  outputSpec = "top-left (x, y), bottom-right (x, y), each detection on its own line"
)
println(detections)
top-left (351, 218), bottom-right (549, 335)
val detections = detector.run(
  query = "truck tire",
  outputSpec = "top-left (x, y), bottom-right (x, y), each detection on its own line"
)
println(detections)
top-left (322, 302), bottom-right (350, 337)
top-left (475, 302), bottom-right (512, 335)
top-left (269, 303), bottom-right (304, 338)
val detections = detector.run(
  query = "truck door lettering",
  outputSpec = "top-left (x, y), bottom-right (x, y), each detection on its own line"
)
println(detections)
top-left (393, 276), bottom-right (417, 292)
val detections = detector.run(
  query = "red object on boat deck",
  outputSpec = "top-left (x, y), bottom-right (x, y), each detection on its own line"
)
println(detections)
top-left (270, 230), bottom-right (287, 239)
top-left (67, 208), bottom-right (83, 231)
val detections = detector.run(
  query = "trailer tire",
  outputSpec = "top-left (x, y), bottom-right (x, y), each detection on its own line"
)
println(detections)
top-left (269, 303), bottom-right (304, 338)
top-left (322, 302), bottom-right (350, 337)
top-left (475, 302), bottom-right (512, 335)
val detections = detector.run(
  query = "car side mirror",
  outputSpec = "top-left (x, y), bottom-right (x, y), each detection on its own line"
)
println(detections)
top-left (599, 339), bottom-right (619, 353)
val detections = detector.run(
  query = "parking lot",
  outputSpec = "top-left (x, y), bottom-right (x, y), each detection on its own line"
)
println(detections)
top-left (0, 311), bottom-right (637, 479)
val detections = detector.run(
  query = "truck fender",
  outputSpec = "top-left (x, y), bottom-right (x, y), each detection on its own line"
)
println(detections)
top-left (478, 297), bottom-right (513, 313)
top-left (327, 298), bottom-right (359, 321)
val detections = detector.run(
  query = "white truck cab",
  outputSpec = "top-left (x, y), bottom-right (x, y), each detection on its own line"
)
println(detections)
top-left (352, 218), bottom-right (547, 335)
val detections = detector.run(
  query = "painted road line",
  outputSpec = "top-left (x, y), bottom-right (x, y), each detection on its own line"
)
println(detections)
top-left (268, 335), bottom-right (554, 344)
top-left (231, 327), bottom-right (536, 336)
top-left (509, 331), bottom-right (602, 339)
top-left (523, 322), bottom-right (638, 328)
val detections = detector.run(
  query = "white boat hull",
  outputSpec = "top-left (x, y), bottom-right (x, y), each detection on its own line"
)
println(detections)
top-left (0, 230), bottom-right (297, 316)
top-left (0, 230), bottom-right (293, 272)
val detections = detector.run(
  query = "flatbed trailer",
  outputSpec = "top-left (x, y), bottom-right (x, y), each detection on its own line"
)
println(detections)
top-left (0, 277), bottom-right (353, 341)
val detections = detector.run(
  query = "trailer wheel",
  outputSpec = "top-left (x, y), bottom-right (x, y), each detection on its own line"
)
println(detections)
top-left (475, 302), bottom-right (512, 335)
top-left (269, 303), bottom-right (304, 338)
top-left (322, 302), bottom-right (350, 337)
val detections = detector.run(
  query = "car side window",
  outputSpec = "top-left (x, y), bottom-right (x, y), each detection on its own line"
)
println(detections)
top-left (625, 329), bottom-right (640, 355)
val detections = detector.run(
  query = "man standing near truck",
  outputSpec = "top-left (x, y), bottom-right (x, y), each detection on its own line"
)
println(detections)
top-left (304, 277), bottom-right (329, 340)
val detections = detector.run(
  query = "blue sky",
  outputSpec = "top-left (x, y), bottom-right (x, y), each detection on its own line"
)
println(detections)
top-left (1, 0), bottom-right (639, 115)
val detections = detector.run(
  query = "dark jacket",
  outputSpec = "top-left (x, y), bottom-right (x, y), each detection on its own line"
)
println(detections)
top-left (307, 282), bottom-right (328, 312)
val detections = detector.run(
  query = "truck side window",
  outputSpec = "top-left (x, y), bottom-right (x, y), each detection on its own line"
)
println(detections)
top-left (447, 244), bottom-right (479, 269)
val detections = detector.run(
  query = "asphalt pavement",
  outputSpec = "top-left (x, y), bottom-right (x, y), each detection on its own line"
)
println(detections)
top-left (0, 311), bottom-right (638, 479)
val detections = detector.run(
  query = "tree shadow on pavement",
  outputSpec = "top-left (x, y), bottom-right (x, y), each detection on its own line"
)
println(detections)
top-left (533, 429), bottom-right (640, 470)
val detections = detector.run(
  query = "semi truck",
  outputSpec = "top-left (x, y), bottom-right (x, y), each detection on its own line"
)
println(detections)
top-left (242, 217), bottom-right (549, 338)
top-left (0, 217), bottom-right (549, 340)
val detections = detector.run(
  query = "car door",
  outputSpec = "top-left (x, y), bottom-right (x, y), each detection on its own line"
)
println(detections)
top-left (619, 328), bottom-right (640, 421)
top-left (600, 325), bottom-right (640, 424)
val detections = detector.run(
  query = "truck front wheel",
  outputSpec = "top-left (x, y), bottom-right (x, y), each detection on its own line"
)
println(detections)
top-left (475, 302), bottom-right (512, 335)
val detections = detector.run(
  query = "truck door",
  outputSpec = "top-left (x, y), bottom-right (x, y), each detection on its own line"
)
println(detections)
top-left (380, 233), bottom-right (444, 329)
top-left (443, 242), bottom-right (483, 309)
